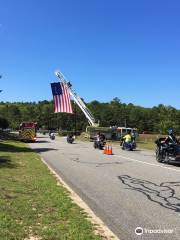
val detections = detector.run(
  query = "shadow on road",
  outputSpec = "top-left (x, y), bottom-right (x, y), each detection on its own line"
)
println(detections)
top-left (0, 142), bottom-right (57, 154)
top-left (34, 148), bottom-right (58, 153)
top-left (166, 162), bottom-right (180, 167)
top-left (118, 175), bottom-right (180, 213)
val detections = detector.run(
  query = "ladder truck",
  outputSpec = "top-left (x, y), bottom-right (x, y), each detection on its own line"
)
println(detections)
top-left (55, 71), bottom-right (99, 127)
top-left (55, 71), bottom-right (138, 140)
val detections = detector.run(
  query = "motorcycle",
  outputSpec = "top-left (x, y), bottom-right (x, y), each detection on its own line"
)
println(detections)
top-left (67, 135), bottom-right (75, 144)
top-left (121, 140), bottom-right (136, 151)
top-left (50, 133), bottom-right (55, 140)
top-left (155, 138), bottom-right (180, 163)
top-left (93, 139), bottom-right (106, 150)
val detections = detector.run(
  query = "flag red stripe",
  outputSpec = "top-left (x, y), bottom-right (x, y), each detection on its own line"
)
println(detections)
top-left (52, 82), bottom-right (73, 114)
top-left (63, 84), bottom-right (69, 112)
top-left (66, 86), bottom-right (72, 113)
top-left (60, 83), bottom-right (65, 112)
top-left (64, 85), bottom-right (72, 113)
top-left (62, 84), bottom-right (66, 112)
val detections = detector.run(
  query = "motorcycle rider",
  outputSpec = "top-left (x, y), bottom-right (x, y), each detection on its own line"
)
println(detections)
top-left (50, 131), bottom-right (55, 140)
top-left (160, 128), bottom-right (178, 156)
top-left (67, 133), bottom-right (74, 143)
top-left (95, 132), bottom-right (100, 142)
top-left (131, 129), bottom-right (137, 141)
top-left (94, 132), bottom-right (105, 149)
top-left (99, 133), bottom-right (106, 142)
top-left (158, 128), bottom-right (179, 160)
top-left (164, 128), bottom-right (178, 145)
top-left (49, 130), bottom-right (52, 136)
top-left (121, 129), bottom-right (133, 149)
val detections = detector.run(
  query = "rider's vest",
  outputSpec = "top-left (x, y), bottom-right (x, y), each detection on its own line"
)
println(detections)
top-left (123, 134), bottom-right (132, 142)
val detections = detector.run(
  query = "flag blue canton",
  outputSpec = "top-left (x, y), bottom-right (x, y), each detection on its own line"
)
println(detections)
top-left (51, 82), bottom-right (62, 95)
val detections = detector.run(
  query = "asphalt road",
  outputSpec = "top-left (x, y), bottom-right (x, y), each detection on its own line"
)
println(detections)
top-left (29, 135), bottom-right (180, 240)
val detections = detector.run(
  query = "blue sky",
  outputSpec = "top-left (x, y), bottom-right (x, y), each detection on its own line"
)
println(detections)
top-left (0, 0), bottom-right (180, 108)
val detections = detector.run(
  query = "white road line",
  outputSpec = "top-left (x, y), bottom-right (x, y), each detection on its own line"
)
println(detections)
top-left (114, 154), bottom-right (180, 173)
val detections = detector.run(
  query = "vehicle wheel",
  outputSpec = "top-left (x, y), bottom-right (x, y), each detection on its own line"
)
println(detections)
top-left (156, 147), bottom-right (163, 162)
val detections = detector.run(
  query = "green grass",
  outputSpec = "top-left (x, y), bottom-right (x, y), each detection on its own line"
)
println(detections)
top-left (136, 134), bottom-right (163, 150)
top-left (0, 140), bottom-right (102, 240)
top-left (136, 141), bottom-right (155, 150)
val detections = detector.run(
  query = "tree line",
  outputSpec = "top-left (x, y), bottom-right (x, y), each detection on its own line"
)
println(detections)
top-left (0, 98), bottom-right (179, 134)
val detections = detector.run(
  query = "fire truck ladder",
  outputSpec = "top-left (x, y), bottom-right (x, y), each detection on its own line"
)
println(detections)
top-left (55, 71), bottom-right (99, 127)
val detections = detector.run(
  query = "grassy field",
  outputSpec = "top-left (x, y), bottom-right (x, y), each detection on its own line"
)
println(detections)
top-left (136, 134), bottom-right (161, 150)
top-left (0, 139), bottom-right (102, 240)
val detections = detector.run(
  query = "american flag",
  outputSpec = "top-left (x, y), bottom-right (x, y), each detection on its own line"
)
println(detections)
top-left (51, 82), bottom-right (73, 113)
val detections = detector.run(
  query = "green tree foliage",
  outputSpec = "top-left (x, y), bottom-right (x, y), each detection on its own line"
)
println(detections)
top-left (0, 117), bottom-right (9, 129)
top-left (0, 99), bottom-right (179, 134)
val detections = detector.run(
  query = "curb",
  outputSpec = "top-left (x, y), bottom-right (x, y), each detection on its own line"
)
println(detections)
top-left (40, 157), bottom-right (120, 240)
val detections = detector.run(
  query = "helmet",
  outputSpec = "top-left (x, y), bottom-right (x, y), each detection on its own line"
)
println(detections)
top-left (127, 129), bottom-right (131, 134)
top-left (167, 128), bottom-right (173, 135)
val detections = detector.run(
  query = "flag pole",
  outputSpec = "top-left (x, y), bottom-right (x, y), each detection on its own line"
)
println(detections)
top-left (74, 101), bottom-right (77, 136)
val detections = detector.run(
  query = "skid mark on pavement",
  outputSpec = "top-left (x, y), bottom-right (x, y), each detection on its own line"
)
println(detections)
top-left (118, 175), bottom-right (180, 213)
top-left (70, 158), bottom-right (131, 167)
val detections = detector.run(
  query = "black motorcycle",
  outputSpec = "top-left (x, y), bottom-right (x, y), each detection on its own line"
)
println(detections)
top-left (67, 135), bottom-right (74, 144)
top-left (50, 134), bottom-right (55, 140)
top-left (93, 139), bottom-right (106, 150)
top-left (155, 138), bottom-right (180, 163)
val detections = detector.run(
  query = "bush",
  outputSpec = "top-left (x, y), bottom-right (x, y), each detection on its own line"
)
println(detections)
top-left (58, 130), bottom-right (81, 136)
top-left (0, 117), bottom-right (9, 129)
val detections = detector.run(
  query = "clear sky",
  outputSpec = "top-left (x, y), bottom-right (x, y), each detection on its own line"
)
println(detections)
top-left (0, 0), bottom-right (180, 109)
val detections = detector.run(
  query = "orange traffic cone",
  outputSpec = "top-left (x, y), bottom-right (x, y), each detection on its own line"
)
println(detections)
top-left (108, 145), bottom-right (113, 155)
top-left (103, 144), bottom-right (107, 154)
top-left (107, 145), bottom-right (110, 154)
